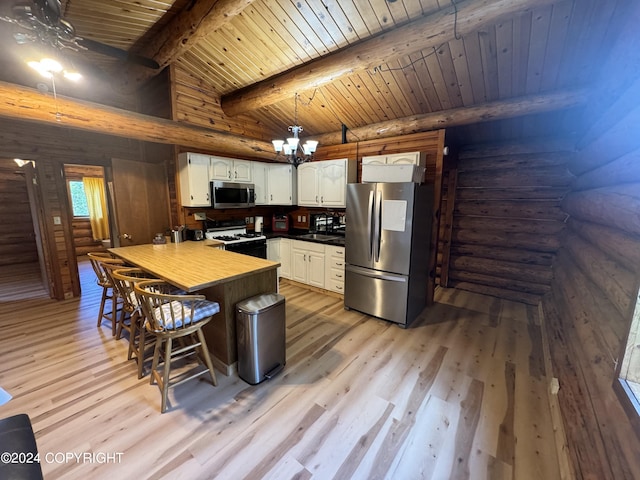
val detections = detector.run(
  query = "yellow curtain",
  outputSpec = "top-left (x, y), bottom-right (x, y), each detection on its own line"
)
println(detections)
top-left (83, 177), bottom-right (109, 241)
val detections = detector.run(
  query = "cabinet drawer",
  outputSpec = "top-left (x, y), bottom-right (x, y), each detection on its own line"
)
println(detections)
top-left (328, 259), bottom-right (344, 270)
top-left (326, 279), bottom-right (344, 293)
top-left (329, 267), bottom-right (345, 282)
top-left (326, 246), bottom-right (345, 259)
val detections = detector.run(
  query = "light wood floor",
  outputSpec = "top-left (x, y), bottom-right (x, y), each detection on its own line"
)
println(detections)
top-left (0, 260), bottom-right (562, 479)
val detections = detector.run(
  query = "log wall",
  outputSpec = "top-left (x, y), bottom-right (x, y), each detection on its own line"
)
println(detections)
top-left (446, 140), bottom-right (574, 305)
top-left (541, 6), bottom-right (640, 476)
top-left (0, 158), bottom-right (37, 266)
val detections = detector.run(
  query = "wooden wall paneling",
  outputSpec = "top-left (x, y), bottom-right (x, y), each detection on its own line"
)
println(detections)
top-left (562, 184), bottom-right (640, 238)
top-left (0, 160), bottom-right (38, 266)
top-left (448, 36), bottom-right (475, 106)
top-left (568, 103), bottom-right (640, 176)
top-left (410, 50), bottom-right (442, 112)
top-left (524, 5), bottom-right (552, 94)
top-left (462, 32), bottom-right (487, 103)
top-left (448, 269), bottom-right (550, 296)
top-left (547, 253), bottom-right (640, 479)
top-left (541, 290), bottom-right (622, 480)
top-left (449, 244), bottom-right (555, 267)
top-left (539, 1), bottom-right (573, 91)
top-left (449, 139), bottom-right (572, 304)
top-left (572, 146), bottom-right (640, 191)
top-left (438, 164), bottom-right (457, 287)
top-left (478, 25), bottom-right (499, 102)
top-left (545, 9), bottom-right (640, 471)
top-left (568, 218), bottom-right (640, 271)
top-left (495, 18), bottom-right (514, 98)
top-left (424, 45), bottom-right (454, 110)
top-left (563, 231), bottom-right (635, 319)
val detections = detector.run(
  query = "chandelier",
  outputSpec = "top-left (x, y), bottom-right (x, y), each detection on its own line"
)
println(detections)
top-left (272, 93), bottom-right (318, 167)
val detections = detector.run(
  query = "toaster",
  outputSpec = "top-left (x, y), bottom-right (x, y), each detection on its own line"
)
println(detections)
top-left (186, 228), bottom-right (204, 241)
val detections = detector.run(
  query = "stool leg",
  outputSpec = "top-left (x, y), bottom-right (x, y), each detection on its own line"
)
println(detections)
top-left (160, 337), bottom-right (172, 413)
top-left (196, 329), bottom-right (217, 386)
top-left (96, 286), bottom-right (108, 328)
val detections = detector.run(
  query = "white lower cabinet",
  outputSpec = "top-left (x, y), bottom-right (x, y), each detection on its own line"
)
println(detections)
top-left (279, 238), bottom-right (291, 279)
top-left (266, 238), bottom-right (281, 280)
top-left (291, 240), bottom-right (325, 288)
top-left (324, 245), bottom-right (345, 294)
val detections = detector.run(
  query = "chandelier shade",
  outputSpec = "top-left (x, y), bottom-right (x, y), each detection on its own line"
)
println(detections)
top-left (272, 94), bottom-right (318, 167)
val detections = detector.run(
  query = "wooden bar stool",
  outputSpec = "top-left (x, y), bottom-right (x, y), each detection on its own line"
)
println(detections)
top-left (87, 252), bottom-right (125, 336)
top-left (135, 280), bottom-right (219, 413)
top-left (111, 267), bottom-right (159, 378)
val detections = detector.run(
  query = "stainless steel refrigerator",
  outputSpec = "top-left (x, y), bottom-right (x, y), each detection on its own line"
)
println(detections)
top-left (344, 182), bottom-right (433, 327)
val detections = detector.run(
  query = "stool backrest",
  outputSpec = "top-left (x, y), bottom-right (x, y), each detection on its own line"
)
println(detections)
top-left (87, 253), bottom-right (124, 287)
top-left (111, 267), bottom-right (158, 314)
top-left (134, 280), bottom-right (217, 333)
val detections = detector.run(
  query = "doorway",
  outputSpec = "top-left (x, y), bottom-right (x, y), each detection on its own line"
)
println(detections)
top-left (63, 164), bottom-right (112, 256)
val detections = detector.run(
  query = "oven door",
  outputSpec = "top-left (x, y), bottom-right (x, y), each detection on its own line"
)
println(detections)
top-left (211, 181), bottom-right (256, 208)
top-left (225, 240), bottom-right (267, 259)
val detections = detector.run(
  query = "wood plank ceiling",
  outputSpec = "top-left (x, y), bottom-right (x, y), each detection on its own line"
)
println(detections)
top-left (0, 0), bottom-right (631, 146)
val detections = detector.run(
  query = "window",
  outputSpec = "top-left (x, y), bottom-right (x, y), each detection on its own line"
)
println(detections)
top-left (68, 180), bottom-right (89, 217)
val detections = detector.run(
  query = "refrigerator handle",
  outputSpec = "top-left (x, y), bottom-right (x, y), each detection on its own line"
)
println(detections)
top-left (374, 189), bottom-right (382, 262)
top-left (367, 190), bottom-right (374, 261)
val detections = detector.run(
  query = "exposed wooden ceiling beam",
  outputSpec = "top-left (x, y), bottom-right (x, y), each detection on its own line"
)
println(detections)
top-left (0, 81), bottom-right (586, 160)
top-left (315, 89), bottom-right (590, 145)
top-left (116, 0), bottom-right (256, 91)
top-left (221, 0), bottom-right (556, 116)
top-left (0, 81), bottom-right (275, 160)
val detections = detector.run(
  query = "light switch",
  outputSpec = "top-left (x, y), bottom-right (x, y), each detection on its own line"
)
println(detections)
top-left (53, 216), bottom-right (61, 225)
top-left (297, 216), bottom-right (301, 222)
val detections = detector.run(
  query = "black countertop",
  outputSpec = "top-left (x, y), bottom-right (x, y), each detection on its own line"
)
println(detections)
top-left (264, 231), bottom-right (346, 247)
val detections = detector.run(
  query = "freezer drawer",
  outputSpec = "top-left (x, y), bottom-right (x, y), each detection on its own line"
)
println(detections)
top-left (344, 265), bottom-right (409, 325)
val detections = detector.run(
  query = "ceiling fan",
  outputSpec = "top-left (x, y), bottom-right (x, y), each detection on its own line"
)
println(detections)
top-left (0, 0), bottom-right (159, 69)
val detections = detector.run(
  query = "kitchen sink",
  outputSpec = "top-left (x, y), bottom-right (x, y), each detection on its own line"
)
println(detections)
top-left (297, 233), bottom-right (341, 241)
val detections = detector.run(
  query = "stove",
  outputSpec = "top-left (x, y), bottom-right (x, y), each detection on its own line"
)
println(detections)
top-left (204, 220), bottom-right (267, 258)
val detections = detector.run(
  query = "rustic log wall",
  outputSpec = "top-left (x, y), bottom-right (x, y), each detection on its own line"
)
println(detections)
top-left (541, 8), bottom-right (640, 476)
top-left (0, 159), bottom-right (38, 266)
top-left (445, 140), bottom-right (574, 305)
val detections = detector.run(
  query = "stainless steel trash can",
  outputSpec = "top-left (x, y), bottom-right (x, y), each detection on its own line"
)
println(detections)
top-left (236, 293), bottom-right (286, 385)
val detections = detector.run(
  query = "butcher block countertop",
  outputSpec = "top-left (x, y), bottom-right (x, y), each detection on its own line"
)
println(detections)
top-left (109, 240), bottom-right (280, 292)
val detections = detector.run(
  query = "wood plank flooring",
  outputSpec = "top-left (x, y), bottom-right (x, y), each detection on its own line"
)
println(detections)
top-left (0, 260), bottom-right (562, 479)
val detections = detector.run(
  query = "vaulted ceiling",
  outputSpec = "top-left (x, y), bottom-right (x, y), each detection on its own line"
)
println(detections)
top-left (0, 0), bottom-right (632, 148)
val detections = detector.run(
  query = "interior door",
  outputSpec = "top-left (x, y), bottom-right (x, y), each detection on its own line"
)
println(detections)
top-left (110, 158), bottom-right (171, 246)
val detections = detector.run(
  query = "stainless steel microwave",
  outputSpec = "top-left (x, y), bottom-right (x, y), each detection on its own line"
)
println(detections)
top-left (211, 181), bottom-right (255, 209)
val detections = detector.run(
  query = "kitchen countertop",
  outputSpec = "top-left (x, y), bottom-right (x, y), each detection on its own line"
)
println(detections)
top-left (109, 240), bottom-right (280, 292)
top-left (264, 231), bottom-right (346, 247)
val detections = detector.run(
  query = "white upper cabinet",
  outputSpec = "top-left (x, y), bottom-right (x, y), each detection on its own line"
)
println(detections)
top-left (178, 153), bottom-right (211, 207)
top-left (362, 152), bottom-right (425, 166)
top-left (267, 164), bottom-right (297, 205)
top-left (297, 158), bottom-right (355, 208)
top-left (297, 162), bottom-right (321, 206)
top-left (210, 156), bottom-right (253, 182)
top-left (251, 162), bottom-right (268, 205)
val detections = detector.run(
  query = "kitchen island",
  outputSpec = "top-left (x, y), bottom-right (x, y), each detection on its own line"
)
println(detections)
top-left (109, 241), bottom-right (280, 374)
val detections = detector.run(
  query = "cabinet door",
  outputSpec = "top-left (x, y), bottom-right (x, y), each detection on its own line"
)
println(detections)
top-left (252, 162), bottom-right (268, 205)
top-left (319, 160), bottom-right (346, 207)
top-left (297, 162), bottom-right (320, 206)
top-left (280, 238), bottom-right (291, 279)
top-left (233, 160), bottom-right (252, 182)
top-left (179, 153), bottom-right (210, 206)
top-left (268, 164), bottom-right (294, 205)
top-left (362, 154), bottom-right (386, 165)
top-left (291, 246), bottom-right (308, 283)
top-left (210, 156), bottom-right (232, 180)
top-left (308, 252), bottom-right (325, 288)
top-left (387, 152), bottom-right (420, 165)
top-left (266, 238), bottom-right (280, 261)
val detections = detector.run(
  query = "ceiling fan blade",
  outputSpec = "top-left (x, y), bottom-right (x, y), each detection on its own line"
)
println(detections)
top-left (76, 38), bottom-right (160, 70)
